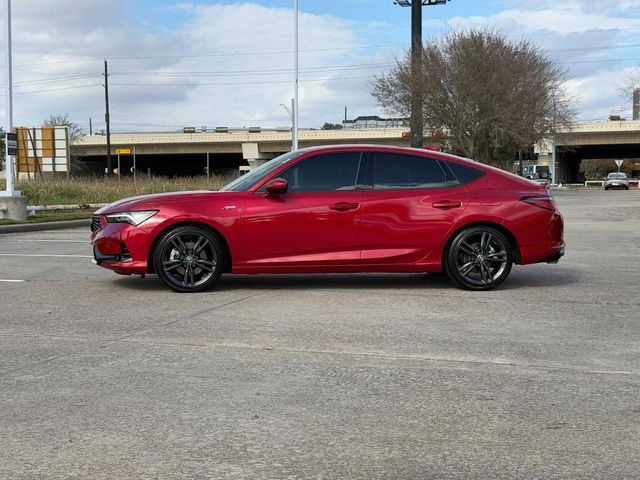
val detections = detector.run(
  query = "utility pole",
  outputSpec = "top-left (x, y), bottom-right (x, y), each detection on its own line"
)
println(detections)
top-left (1, 0), bottom-right (26, 221)
top-left (395, 1), bottom-right (451, 148)
top-left (551, 91), bottom-right (557, 186)
top-left (292, 0), bottom-right (299, 150)
top-left (410, 1), bottom-right (423, 148)
top-left (104, 60), bottom-right (112, 175)
top-left (89, 117), bottom-right (93, 136)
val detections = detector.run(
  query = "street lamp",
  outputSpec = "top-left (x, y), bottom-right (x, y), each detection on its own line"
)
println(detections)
top-left (394, 0), bottom-right (451, 148)
top-left (293, 0), bottom-right (299, 151)
top-left (281, 99), bottom-right (295, 151)
top-left (1, 0), bottom-right (27, 221)
top-left (2, 0), bottom-right (16, 196)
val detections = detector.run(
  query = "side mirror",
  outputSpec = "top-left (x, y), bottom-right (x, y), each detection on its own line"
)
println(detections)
top-left (265, 178), bottom-right (288, 195)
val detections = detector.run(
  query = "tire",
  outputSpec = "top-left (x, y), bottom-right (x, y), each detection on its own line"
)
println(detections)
top-left (153, 225), bottom-right (225, 292)
top-left (604, 187), bottom-right (609, 191)
top-left (445, 226), bottom-right (514, 291)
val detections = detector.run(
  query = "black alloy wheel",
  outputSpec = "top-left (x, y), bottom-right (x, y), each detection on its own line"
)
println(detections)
top-left (446, 226), bottom-right (513, 291)
top-left (153, 225), bottom-right (224, 292)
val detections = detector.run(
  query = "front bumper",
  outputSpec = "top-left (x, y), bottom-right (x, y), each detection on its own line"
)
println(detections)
top-left (91, 216), bottom-right (149, 275)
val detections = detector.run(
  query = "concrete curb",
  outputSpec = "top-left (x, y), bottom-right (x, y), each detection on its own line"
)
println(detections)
top-left (0, 219), bottom-right (90, 234)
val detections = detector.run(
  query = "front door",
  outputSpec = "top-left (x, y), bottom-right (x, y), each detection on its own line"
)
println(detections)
top-left (239, 151), bottom-right (365, 271)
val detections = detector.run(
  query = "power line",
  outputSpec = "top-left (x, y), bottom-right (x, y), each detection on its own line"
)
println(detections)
top-left (11, 83), bottom-right (101, 95)
top-left (111, 62), bottom-right (394, 77)
top-left (7, 31), bottom-right (640, 68)
top-left (110, 75), bottom-right (373, 87)
top-left (13, 73), bottom-right (101, 86)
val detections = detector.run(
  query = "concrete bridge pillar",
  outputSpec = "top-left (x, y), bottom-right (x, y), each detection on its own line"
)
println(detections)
top-left (242, 142), bottom-right (275, 171)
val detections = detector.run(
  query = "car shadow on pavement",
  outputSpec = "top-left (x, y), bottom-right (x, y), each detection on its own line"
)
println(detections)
top-left (111, 268), bottom-right (579, 292)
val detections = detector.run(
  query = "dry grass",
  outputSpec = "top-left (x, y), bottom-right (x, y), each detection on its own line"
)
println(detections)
top-left (8, 175), bottom-right (234, 206)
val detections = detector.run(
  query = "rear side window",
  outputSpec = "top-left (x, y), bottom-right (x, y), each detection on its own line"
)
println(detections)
top-left (372, 153), bottom-right (447, 190)
top-left (279, 152), bottom-right (362, 192)
top-left (442, 160), bottom-right (485, 185)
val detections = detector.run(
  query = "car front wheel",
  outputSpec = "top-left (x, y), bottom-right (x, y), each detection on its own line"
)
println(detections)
top-left (153, 225), bottom-right (224, 292)
top-left (445, 226), bottom-right (514, 291)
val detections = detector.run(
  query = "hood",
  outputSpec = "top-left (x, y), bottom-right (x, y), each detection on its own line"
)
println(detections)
top-left (96, 190), bottom-right (230, 214)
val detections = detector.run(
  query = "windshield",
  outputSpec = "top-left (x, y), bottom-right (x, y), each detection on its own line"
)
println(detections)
top-left (220, 151), bottom-right (301, 192)
top-left (608, 173), bottom-right (627, 179)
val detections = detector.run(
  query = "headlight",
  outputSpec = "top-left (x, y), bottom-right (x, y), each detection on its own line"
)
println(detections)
top-left (105, 210), bottom-right (158, 226)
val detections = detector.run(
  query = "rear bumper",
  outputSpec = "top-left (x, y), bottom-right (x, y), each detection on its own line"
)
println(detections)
top-left (518, 209), bottom-right (565, 265)
top-left (539, 247), bottom-right (565, 264)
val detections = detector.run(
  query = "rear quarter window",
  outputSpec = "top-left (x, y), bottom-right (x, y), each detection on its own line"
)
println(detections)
top-left (443, 161), bottom-right (486, 185)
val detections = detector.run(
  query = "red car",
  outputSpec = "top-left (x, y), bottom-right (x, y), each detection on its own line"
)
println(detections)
top-left (91, 145), bottom-right (564, 292)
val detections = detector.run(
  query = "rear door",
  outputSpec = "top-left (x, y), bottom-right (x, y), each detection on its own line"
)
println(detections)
top-left (360, 151), bottom-right (469, 265)
top-left (239, 151), bottom-right (365, 269)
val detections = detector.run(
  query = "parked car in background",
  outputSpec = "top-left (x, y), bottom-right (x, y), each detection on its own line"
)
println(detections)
top-left (90, 145), bottom-right (565, 292)
top-left (604, 172), bottom-right (630, 190)
top-left (523, 164), bottom-right (551, 180)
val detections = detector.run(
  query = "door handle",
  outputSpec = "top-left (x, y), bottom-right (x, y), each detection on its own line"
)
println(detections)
top-left (432, 200), bottom-right (461, 209)
top-left (329, 202), bottom-right (360, 212)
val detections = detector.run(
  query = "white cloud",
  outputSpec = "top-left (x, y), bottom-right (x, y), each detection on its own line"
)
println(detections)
top-left (1, 0), bottom-right (638, 132)
top-left (0, 1), bottom-right (387, 132)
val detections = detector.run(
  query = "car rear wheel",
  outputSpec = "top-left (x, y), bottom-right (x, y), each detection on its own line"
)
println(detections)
top-left (445, 226), bottom-right (513, 291)
top-left (153, 225), bottom-right (224, 292)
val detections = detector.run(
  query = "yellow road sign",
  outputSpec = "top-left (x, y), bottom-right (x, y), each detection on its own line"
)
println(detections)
top-left (116, 148), bottom-right (131, 155)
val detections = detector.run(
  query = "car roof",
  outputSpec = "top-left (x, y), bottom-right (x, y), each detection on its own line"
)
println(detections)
top-left (295, 144), bottom-right (475, 164)
top-left (295, 144), bottom-right (549, 188)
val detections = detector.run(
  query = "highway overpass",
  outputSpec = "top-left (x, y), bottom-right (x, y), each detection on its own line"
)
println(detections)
top-left (536, 120), bottom-right (640, 183)
top-left (73, 120), bottom-right (640, 182)
top-left (73, 128), bottom-right (411, 176)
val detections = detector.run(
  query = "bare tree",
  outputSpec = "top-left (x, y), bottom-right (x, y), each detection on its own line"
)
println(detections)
top-left (372, 30), bottom-right (575, 169)
top-left (43, 113), bottom-right (83, 143)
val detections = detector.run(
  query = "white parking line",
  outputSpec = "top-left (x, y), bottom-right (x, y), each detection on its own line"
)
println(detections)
top-left (0, 279), bottom-right (25, 283)
top-left (0, 253), bottom-right (92, 258)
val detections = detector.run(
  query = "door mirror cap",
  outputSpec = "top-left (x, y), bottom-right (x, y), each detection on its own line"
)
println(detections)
top-left (265, 178), bottom-right (288, 195)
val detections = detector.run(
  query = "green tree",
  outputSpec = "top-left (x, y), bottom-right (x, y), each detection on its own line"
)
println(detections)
top-left (371, 30), bottom-right (574, 169)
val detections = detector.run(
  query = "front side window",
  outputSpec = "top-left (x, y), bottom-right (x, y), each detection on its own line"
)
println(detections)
top-left (279, 152), bottom-right (362, 192)
top-left (220, 151), bottom-right (300, 192)
top-left (372, 153), bottom-right (447, 190)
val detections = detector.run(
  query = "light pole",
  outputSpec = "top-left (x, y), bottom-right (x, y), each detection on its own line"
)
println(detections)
top-left (281, 99), bottom-right (295, 151)
top-left (293, 0), bottom-right (299, 150)
top-left (2, 0), bottom-right (16, 196)
top-left (394, 0), bottom-right (451, 148)
top-left (1, 0), bottom-right (26, 221)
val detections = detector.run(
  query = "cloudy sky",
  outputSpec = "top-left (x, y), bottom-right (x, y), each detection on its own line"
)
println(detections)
top-left (1, 0), bottom-right (640, 134)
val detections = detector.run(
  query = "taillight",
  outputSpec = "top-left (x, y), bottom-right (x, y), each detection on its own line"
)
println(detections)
top-left (521, 195), bottom-right (556, 211)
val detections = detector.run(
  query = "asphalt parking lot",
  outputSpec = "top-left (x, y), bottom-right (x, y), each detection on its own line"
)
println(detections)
top-left (1, 189), bottom-right (639, 479)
